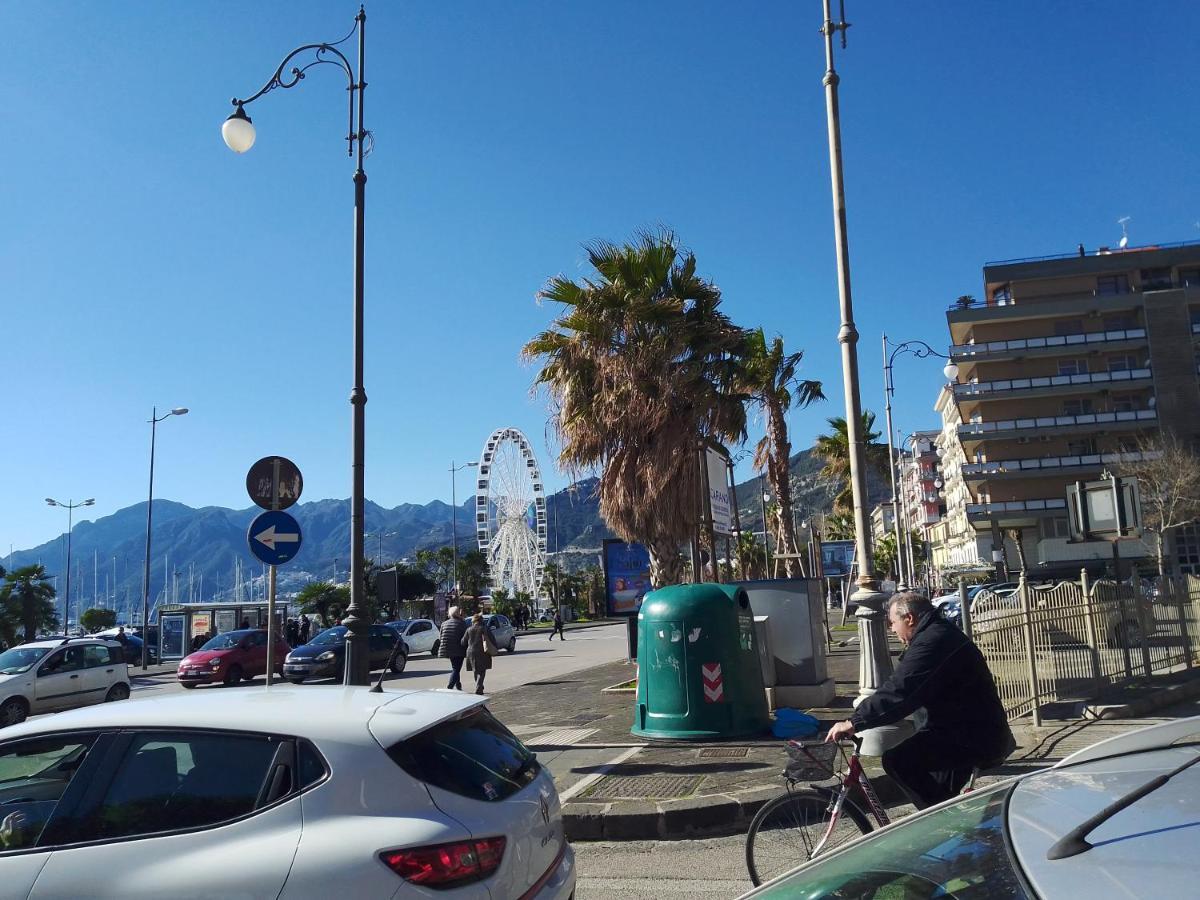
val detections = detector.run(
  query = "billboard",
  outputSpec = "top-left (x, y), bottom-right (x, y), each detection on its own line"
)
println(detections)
top-left (603, 540), bottom-right (652, 616)
top-left (706, 448), bottom-right (732, 535)
top-left (820, 540), bottom-right (856, 578)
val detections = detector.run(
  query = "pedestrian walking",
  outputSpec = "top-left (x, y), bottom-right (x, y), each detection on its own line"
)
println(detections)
top-left (298, 615), bottom-right (311, 645)
top-left (285, 618), bottom-right (299, 647)
top-left (438, 606), bottom-right (469, 691)
top-left (461, 612), bottom-right (499, 694)
top-left (549, 609), bottom-right (565, 641)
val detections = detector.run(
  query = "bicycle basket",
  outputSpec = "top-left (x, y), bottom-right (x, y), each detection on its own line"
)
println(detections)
top-left (784, 741), bottom-right (839, 781)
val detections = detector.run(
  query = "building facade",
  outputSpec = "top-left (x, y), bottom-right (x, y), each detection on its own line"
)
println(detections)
top-left (939, 241), bottom-right (1200, 578)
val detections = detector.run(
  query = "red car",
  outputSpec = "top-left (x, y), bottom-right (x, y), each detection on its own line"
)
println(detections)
top-left (177, 629), bottom-right (290, 688)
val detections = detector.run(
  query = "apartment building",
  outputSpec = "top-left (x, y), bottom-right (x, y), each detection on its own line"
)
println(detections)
top-left (940, 240), bottom-right (1200, 578)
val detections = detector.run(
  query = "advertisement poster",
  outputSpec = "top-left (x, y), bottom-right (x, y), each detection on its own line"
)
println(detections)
top-left (820, 540), bottom-right (856, 578)
top-left (603, 540), bottom-right (652, 616)
top-left (214, 609), bottom-right (238, 635)
top-left (191, 613), bottom-right (211, 640)
top-left (706, 448), bottom-right (732, 535)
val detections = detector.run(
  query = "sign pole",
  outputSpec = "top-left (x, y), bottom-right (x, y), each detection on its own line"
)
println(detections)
top-left (266, 564), bottom-right (277, 686)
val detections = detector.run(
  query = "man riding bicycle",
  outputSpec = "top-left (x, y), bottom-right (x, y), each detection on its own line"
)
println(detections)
top-left (826, 591), bottom-right (1015, 809)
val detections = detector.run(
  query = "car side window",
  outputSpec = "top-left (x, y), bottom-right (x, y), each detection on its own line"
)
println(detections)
top-left (415, 621), bottom-right (431, 633)
top-left (39, 648), bottom-right (84, 676)
top-left (298, 741), bottom-right (328, 789)
top-left (108, 647), bottom-right (123, 665)
top-left (84, 646), bottom-right (111, 668)
top-left (0, 735), bottom-right (97, 852)
top-left (65, 732), bottom-right (282, 841)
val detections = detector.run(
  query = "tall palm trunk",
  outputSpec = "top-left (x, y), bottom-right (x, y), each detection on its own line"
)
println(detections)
top-left (648, 537), bottom-right (686, 588)
top-left (763, 396), bottom-right (803, 578)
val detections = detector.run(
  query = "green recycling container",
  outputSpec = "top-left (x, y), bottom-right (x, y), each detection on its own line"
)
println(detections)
top-left (632, 582), bottom-right (770, 740)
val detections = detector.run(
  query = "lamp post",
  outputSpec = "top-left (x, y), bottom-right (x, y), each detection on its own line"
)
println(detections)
top-left (759, 475), bottom-right (773, 577)
top-left (449, 461), bottom-right (478, 594)
top-left (139, 406), bottom-right (187, 668)
top-left (817, 2), bottom-right (898, 727)
top-left (224, 8), bottom-right (371, 685)
top-left (367, 531), bottom-right (397, 568)
top-left (882, 336), bottom-right (957, 588)
top-left (45, 497), bottom-right (94, 631)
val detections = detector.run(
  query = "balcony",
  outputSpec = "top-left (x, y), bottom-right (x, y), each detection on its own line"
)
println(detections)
top-left (957, 409), bottom-right (1157, 441)
top-left (960, 450), bottom-right (1161, 480)
top-left (949, 328), bottom-right (1146, 363)
top-left (954, 367), bottom-right (1152, 400)
top-left (965, 498), bottom-right (1067, 520)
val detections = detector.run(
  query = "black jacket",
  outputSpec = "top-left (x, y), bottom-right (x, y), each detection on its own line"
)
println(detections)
top-left (850, 611), bottom-right (1014, 766)
top-left (438, 617), bottom-right (468, 659)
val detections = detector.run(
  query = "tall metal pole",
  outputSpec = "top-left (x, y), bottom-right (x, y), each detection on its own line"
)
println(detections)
top-left (65, 504), bottom-right (74, 630)
top-left (344, 7), bottom-right (371, 686)
top-left (819, 1), bottom-right (894, 707)
top-left (882, 335), bottom-right (905, 586)
top-left (141, 409), bottom-right (158, 668)
top-left (450, 462), bottom-right (459, 595)
top-left (759, 473), bottom-right (772, 576)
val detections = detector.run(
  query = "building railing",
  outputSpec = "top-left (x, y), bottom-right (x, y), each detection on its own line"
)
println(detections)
top-left (970, 576), bottom-right (1199, 725)
top-left (950, 328), bottom-right (1146, 359)
top-left (957, 409), bottom-right (1157, 437)
top-left (965, 498), bottom-right (1067, 517)
top-left (954, 367), bottom-right (1152, 398)
top-left (961, 450), bottom-right (1160, 477)
top-left (982, 238), bottom-right (1200, 267)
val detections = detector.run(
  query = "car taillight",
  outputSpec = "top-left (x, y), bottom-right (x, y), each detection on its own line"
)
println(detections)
top-left (380, 836), bottom-right (506, 888)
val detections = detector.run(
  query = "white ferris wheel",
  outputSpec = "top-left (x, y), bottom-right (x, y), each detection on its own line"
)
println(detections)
top-left (475, 427), bottom-right (547, 598)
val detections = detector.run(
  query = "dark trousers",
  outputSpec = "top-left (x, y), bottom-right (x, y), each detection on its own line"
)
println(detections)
top-left (447, 656), bottom-right (465, 690)
top-left (474, 668), bottom-right (487, 694)
top-left (549, 625), bottom-right (565, 640)
top-left (881, 728), bottom-right (977, 810)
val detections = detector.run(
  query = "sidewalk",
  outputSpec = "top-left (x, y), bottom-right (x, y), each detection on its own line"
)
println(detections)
top-left (483, 637), bottom-right (1200, 842)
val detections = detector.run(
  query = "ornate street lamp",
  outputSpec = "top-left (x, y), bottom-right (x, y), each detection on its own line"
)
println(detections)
top-left (140, 407), bottom-right (187, 668)
top-left (45, 497), bottom-right (95, 632)
top-left (223, 8), bottom-right (373, 685)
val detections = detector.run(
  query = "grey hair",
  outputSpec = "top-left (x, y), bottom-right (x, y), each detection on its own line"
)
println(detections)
top-left (888, 592), bottom-right (932, 619)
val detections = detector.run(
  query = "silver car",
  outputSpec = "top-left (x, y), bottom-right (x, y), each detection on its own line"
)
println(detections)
top-left (739, 715), bottom-right (1200, 899)
top-left (484, 614), bottom-right (517, 653)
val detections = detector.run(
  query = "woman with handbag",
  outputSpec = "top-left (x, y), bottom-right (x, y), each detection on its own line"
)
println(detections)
top-left (461, 612), bottom-right (500, 695)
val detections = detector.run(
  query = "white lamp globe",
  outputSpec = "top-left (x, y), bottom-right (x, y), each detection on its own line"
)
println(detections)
top-left (943, 361), bottom-right (959, 381)
top-left (222, 106), bottom-right (256, 153)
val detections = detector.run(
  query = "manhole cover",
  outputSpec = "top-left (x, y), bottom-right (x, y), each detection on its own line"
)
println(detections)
top-left (698, 747), bottom-right (749, 758)
top-left (583, 774), bottom-right (704, 800)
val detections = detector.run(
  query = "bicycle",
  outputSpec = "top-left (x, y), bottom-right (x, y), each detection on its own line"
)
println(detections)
top-left (744, 735), bottom-right (981, 886)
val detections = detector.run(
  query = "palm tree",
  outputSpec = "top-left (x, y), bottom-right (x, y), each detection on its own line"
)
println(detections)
top-left (296, 581), bottom-right (342, 627)
top-left (813, 412), bottom-right (889, 514)
top-left (524, 231), bottom-right (748, 586)
top-left (737, 329), bottom-right (824, 577)
top-left (0, 564), bottom-right (58, 643)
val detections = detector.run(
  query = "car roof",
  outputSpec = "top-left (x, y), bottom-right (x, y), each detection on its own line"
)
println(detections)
top-left (15, 637), bottom-right (116, 650)
top-left (0, 685), bottom-right (487, 745)
top-left (1007, 727), bottom-right (1200, 897)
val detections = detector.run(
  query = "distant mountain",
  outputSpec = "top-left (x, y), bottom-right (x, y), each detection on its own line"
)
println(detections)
top-left (5, 446), bottom-right (888, 621)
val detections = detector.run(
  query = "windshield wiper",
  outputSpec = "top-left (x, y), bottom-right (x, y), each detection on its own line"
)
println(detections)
top-left (1047, 749), bottom-right (1200, 860)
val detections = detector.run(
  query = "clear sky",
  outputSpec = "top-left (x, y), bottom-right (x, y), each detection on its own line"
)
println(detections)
top-left (4, 1), bottom-right (1199, 556)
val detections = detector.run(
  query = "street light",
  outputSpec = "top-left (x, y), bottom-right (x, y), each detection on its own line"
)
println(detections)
top-left (759, 478), bottom-right (773, 576)
top-left (224, 8), bottom-right (371, 685)
top-left (45, 498), bottom-right (94, 632)
top-left (367, 530), bottom-right (397, 568)
top-left (882, 335), bottom-right (957, 586)
top-left (449, 461), bottom-right (478, 594)
top-left (140, 406), bottom-right (187, 668)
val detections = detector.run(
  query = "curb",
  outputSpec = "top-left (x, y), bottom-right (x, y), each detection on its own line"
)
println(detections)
top-left (563, 767), bottom-right (907, 842)
top-left (1083, 671), bottom-right (1200, 719)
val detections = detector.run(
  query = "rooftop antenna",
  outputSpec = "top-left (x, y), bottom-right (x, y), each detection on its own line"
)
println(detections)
top-left (1118, 216), bottom-right (1131, 249)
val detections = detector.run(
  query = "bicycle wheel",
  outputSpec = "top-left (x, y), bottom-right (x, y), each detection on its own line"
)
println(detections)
top-left (745, 789), bottom-right (872, 886)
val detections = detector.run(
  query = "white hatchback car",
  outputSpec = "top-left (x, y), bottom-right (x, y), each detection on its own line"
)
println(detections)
top-left (0, 685), bottom-right (575, 899)
top-left (386, 618), bottom-right (440, 656)
top-left (0, 638), bottom-right (130, 727)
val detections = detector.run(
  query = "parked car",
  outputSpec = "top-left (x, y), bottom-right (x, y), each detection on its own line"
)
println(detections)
top-left (484, 614), bottom-right (518, 653)
top-left (0, 638), bottom-right (130, 727)
top-left (176, 629), bottom-right (289, 688)
top-left (0, 685), bottom-right (575, 898)
top-left (385, 618), bottom-right (439, 656)
top-left (739, 715), bottom-right (1200, 900)
top-left (283, 624), bottom-right (406, 684)
top-left (94, 629), bottom-right (158, 665)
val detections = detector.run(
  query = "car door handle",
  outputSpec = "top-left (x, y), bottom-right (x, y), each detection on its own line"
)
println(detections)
top-left (69, 674), bottom-right (79, 679)
top-left (106, 669), bottom-right (114, 673)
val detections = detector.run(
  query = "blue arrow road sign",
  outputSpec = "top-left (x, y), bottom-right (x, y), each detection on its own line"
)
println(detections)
top-left (247, 510), bottom-right (303, 566)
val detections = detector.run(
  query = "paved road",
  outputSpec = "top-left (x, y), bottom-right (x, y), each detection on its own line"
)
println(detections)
top-left (124, 622), bottom-right (629, 701)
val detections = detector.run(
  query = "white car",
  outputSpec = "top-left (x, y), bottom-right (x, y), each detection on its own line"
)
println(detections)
top-left (386, 618), bottom-right (440, 655)
top-left (0, 685), bottom-right (575, 899)
top-left (0, 638), bottom-right (131, 727)
top-left (740, 715), bottom-right (1200, 899)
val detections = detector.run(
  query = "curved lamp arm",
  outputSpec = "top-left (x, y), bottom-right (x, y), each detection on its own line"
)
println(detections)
top-left (227, 9), bottom-right (365, 158)
top-left (885, 339), bottom-right (958, 397)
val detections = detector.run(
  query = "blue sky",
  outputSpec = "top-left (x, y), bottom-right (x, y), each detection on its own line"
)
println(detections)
top-left (4, 1), bottom-right (1199, 556)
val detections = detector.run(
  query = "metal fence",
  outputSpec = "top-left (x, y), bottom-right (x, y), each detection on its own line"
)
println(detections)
top-left (969, 575), bottom-right (1200, 725)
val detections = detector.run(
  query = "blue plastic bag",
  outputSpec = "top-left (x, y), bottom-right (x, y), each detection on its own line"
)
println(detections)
top-left (772, 708), bottom-right (820, 739)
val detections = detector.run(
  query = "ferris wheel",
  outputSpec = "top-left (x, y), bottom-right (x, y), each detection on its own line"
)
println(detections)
top-left (475, 427), bottom-right (547, 598)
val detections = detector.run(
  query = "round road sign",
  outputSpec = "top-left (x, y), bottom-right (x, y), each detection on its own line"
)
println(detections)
top-left (246, 456), bottom-right (303, 510)
top-left (247, 510), bottom-right (304, 566)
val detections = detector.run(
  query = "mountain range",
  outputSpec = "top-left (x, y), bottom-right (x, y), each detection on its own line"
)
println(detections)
top-left (5, 447), bottom-right (890, 621)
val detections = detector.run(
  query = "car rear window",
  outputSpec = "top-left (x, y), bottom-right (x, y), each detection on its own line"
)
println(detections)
top-left (387, 707), bottom-right (540, 802)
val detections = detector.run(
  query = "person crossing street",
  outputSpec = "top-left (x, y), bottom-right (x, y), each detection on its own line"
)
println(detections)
top-left (549, 609), bottom-right (565, 641)
top-left (438, 606), bottom-right (468, 690)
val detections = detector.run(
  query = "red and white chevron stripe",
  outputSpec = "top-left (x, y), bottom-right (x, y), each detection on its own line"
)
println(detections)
top-left (701, 662), bottom-right (724, 703)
